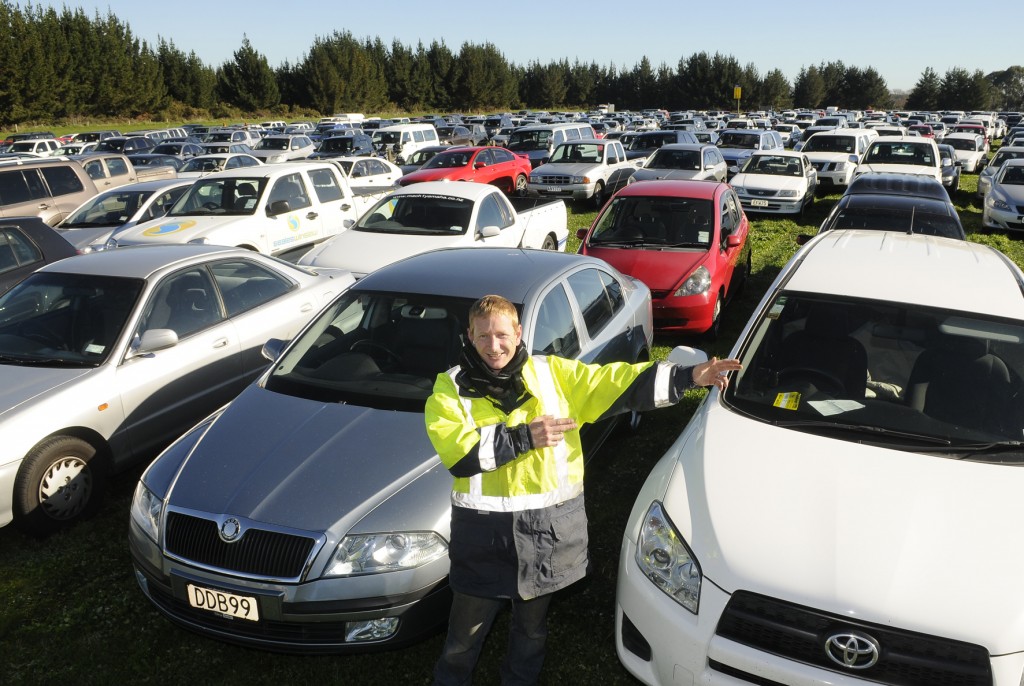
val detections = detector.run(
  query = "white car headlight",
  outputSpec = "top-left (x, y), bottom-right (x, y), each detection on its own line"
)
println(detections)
top-left (325, 532), bottom-right (448, 576)
top-left (572, 176), bottom-right (585, 184)
top-left (130, 482), bottom-right (163, 543)
top-left (988, 195), bottom-right (1011, 211)
top-left (674, 265), bottom-right (710, 297)
top-left (731, 185), bottom-right (746, 194)
top-left (635, 501), bottom-right (701, 614)
top-left (777, 189), bottom-right (799, 197)
top-left (833, 161), bottom-right (847, 171)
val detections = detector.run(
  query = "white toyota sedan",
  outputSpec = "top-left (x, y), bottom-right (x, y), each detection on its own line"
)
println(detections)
top-left (728, 150), bottom-right (817, 215)
top-left (617, 229), bottom-right (1024, 686)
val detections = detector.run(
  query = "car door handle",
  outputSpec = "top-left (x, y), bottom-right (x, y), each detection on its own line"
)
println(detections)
top-left (37, 203), bottom-right (49, 209)
top-left (213, 337), bottom-right (229, 349)
top-left (300, 302), bottom-right (313, 313)
top-left (306, 211), bottom-right (319, 220)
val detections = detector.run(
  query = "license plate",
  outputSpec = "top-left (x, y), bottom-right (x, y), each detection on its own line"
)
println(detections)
top-left (187, 583), bottom-right (260, 621)
top-left (544, 186), bottom-right (562, 193)
top-left (751, 199), bottom-right (770, 207)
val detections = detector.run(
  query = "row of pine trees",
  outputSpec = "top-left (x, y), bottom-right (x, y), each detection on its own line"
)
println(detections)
top-left (0, 1), bottom-right (1021, 127)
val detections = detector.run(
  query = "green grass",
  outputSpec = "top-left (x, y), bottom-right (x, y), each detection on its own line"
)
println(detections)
top-left (1, 156), bottom-right (1021, 685)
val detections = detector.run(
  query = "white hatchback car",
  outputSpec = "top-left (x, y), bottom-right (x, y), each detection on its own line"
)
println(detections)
top-left (617, 229), bottom-right (1024, 685)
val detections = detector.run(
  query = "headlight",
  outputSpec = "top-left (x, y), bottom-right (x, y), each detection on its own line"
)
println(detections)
top-left (325, 532), bottom-right (448, 576)
top-left (635, 501), bottom-right (701, 613)
top-left (529, 176), bottom-right (540, 184)
top-left (572, 176), bottom-right (585, 184)
top-left (731, 185), bottom-right (745, 194)
top-left (130, 482), bottom-right (163, 543)
top-left (777, 189), bottom-right (799, 197)
top-left (988, 195), bottom-right (1011, 211)
top-left (833, 161), bottom-right (847, 171)
top-left (674, 266), bottom-right (710, 297)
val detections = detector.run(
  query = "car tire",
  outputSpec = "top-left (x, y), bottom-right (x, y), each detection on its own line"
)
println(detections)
top-left (706, 293), bottom-right (723, 340)
top-left (13, 436), bottom-right (107, 537)
top-left (514, 174), bottom-right (528, 197)
top-left (541, 233), bottom-right (557, 250)
top-left (592, 182), bottom-right (605, 209)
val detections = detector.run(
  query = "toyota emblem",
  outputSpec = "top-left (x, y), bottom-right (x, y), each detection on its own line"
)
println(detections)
top-left (824, 631), bottom-right (880, 670)
top-left (219, 517), bottom-right (242, 542)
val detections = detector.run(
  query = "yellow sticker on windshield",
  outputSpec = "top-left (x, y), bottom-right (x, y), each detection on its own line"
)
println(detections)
top-left (773, 392), bottom-right (801, 410)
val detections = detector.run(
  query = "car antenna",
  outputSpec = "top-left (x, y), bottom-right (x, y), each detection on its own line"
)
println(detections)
top-left (907, 205), bottom-right (915, 235)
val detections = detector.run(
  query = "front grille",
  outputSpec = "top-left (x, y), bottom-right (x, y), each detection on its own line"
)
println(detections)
top-left (165, 512), bottom-right (317, 580)
top-left (747, 188), bottom-right (777, 197)
top-left (534, 175), bottom-right (573, 185)
top-left (716, 591), bottom-right (992, 686)
top-left (812, 162), bottom-right (826, 171)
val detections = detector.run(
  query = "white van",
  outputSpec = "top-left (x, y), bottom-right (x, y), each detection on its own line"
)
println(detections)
top-left (505, 122), bottom-right (597, 167)
top-left (370, 123), bottom-right (439, 160)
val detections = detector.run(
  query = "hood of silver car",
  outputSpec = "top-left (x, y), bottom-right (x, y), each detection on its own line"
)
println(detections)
top-left (0, 364), bottom-right (92, 418)
top-left (166, 385), bottom-right (440, 533)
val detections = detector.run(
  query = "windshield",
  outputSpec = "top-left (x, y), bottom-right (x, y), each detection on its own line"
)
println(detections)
top-left (168, 177), bottom-right (265, 215)
top-left (997, 165), bottom-right (1024, 185)
top-left (357, 194), bottom-right (472, 235)
top-left (717, 132), bottom-right (759, 149)
top-left (61, 190), bottom-right (151, 228)
top-left (646, 148), bottom-right (700, 170)
top-left (373, 131), bottom-right (401, 145)
top-left (739, 155), bottom-right (803, 176)
top-left (823, 199), bottom-right (963, 238)
top-left (95, 139), bottom-right (126, 152)
top-left (507, 130), bottom-right (552, 152)
top-left (263, 290), bottom-right (473, 411)
top-left (318, 137), bottom-right (355, 153)
top-left (254, 138), bottom-right (289, 151)
top-left (802, 136), bottom-right (855, 154)
top-left (587, 195), bottom-right (713, 248)
top-left (863, 142), bottom-right (934, 165)
top-left (422, 150), bottom-right (472, 169)
top-left (947, 138), bottom-right (979, 151)
top-left (724, 293), bottom-right (1024, 454)
top-left (0, 272), bottom-right (144, 366)
top-left (180, 157), bottom-right (225, 173)
top-left (203, 132), bottom-right (235, 143)
top-left (628, 136), bottom-right (669, 151)
top-left (549, 143), bottom-right (602, 163)
top-left (406, 149), bottom-right (438, 165)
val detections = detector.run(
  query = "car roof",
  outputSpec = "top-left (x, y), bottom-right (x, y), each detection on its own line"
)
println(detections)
top-left (36, 244), bottom-right (249, 279)
top-left (390, 180), bottom-right (497, 201)
top-left (845, 172), bottom-right (947, 199)
top-left (354, 247), bottom-right (611, 305)
top-left (614, 179), bottom-right (726, 200)
top-left (789, 231), bottom-right (1024, 318)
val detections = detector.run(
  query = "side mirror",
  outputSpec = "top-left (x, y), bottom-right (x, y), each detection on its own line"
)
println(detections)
top-left (261, 337), bottom-right (287, 362)
top-left (478, 225), bottom-right (500, 238)
top-left (267, 199), bottom-right (290, 216)
top-left (133, 328), bottom-right (178, 355)
top-left (576, 227), bottom-right (589, 240)
top-left (726, 234), bottom-right (742, 248)
top-left (474, 161), bottom-right (486, 169)
top-left (668, 346), bottom-right (708, 367)
top-left (848, 154), bottom-right (859, 165)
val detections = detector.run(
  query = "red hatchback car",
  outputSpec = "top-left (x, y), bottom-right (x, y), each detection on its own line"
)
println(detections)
top-left (397, 146), bottom-right (532, 195)
top-left (577, 180), bottom-right (751, 336)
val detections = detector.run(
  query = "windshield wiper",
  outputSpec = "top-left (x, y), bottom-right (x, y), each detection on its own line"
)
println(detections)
top-left (773, 418), bottom-right (953, 446)
top-left (589, 238), bottom-right (650, 247)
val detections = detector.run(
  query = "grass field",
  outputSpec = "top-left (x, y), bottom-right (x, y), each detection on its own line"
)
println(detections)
top-left (1, 152), bottom-right (1020, 685)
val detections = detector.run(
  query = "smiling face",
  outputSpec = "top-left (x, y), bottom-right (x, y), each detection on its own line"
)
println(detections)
top-left (469, 312), bottom-right (522, 371)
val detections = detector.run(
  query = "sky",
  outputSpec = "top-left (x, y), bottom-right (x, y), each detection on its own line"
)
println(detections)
top-left (35, 0), bottom-right (1012, 94)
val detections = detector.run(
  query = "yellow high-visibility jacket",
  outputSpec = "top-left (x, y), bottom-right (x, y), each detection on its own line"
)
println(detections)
top-left (425, 354), bottom-right (692, 599)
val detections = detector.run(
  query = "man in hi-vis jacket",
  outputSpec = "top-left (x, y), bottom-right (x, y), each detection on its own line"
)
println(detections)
top-left (425, 294), bottom-right (740, 685)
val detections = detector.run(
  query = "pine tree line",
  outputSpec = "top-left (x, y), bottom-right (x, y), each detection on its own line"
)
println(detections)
top-left (0, 1), bottom-right (1021, 127)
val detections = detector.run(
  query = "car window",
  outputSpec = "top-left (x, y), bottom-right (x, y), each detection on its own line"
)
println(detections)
top-left (491, 148), bottom-right (513, 163)
top-left (139, 267), bottom-right (224, 339)
top-left (213, 260), bottom-right (292, 316)
top-left (0, 170), bottom-right (36, 205)
top-left (567, 267), bottom-right (621, 339)
top-left (107, 157), bottom-right (130, 178)
top-left (531, 284), bottom-right (580, 357)
top-left (475, 193), bottom-right (511, 231)
top-left (267, 173), bottom-right (311, 211)
top-left (308, 168), bottom-right (344, 203)
top-left (0, 227), bottom-right (41, 272)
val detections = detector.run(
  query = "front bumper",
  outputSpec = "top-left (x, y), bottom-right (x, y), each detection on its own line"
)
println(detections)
top-left (527, 182), bottom-right (594, 202)
top-left (982, 203), bottom-right (1024, 231)
top-left (616, 536), bottom-right (1020, 685)
top-left (651, 291), bottom-right (715, 333)
top-left (130, 520), bottom-right (451, 653)
top-left (736, 194), bottom-right (804, 215)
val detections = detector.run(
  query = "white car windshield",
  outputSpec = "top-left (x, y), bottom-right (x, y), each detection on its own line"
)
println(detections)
top-left (724, 292), bottom-right (1024, 451)
top-left (356, 194), bottom-right (473, 235)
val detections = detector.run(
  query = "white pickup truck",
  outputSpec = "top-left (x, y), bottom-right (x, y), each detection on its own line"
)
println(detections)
top-left (106, 162), bottom-right (389, 256)
top-left (527, 138), bottom-right (641, 208)
top-left (298, 181), bottom-right (568, 277)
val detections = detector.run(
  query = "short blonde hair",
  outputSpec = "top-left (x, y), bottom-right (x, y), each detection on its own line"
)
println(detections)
top-left (468, 294), bottom-right (519, 330)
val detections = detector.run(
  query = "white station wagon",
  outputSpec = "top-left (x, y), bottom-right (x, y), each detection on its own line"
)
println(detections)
top-left (617, 229), bottom-right (1024, 686)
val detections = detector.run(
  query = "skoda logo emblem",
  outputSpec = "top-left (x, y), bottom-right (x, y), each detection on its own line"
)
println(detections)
top-left (825, 631), bottom-right (880, 670)
top-left (219, 517), bottom-right (242, 542)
